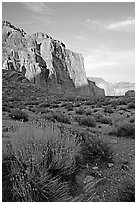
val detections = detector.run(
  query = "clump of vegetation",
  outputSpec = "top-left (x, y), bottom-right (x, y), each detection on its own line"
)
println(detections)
top-left (61, 102), bottom-right (70, 107)
top-left (52, 111), bottom-right (71, 124)
top-left (2, 124), bottom-right (84, 201)
top-left (36, 107), bottom-right (50, 114)
top-left (104, 105), bottom-right (114, 113)
top-left (85, 109), bottom-right (93, 116)
top-left (98, 116), bottom-right (112, 125)
top-left (118, 98), bottom-right (127, 105)
top-left (75, 107), bottom-right (85, 115)
top-left (9, 109), bottom-right (29, 122)
top-left (65, 103), bottom-right (74, 111)
top-left (43, 112), bottom-right (56, 122)
top-left (130, 116), bottom-right (135, 123)
top-left (75, 103), bottom-right (81, 107)
top-left (116, 122), bottom-right (135, 139)
top-left (78, 131), bottom-right (113, 165)
top-left (84, 100), bottom-right (93, 106)
top-left (2, 104), bottom-right (11, 112)
top-left (75, 115), bottom-right (96, 127)
top-left (50, 104), bottom-right (60, 109)
top-left (117, 182), bottom-right (135, 202)
top-left (127, 102), bottom-right (135, 109)
top-left (39, 102), bottom-right (50, 108)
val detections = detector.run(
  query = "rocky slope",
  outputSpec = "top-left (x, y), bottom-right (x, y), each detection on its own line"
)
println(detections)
top-left (2, 21), bottom-right (105, 97)
top-left (88, 77), bottom-right (135, 96)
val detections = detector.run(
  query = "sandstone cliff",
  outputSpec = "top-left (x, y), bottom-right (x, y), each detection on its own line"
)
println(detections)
top-left (88, 77), bottom-right (135, 96)
top-left (2, 21), bottom-right (105, 97)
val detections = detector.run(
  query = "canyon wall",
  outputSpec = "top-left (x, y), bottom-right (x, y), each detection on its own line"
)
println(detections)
top-left (2, 21), bottom-right (105, 97)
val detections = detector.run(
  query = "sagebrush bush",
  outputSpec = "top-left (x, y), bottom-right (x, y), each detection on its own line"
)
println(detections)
top-left (98, 116), bottom-right (112, 125)
top-left (117, 181), bottom-right (135, 202)
top-left (50, 104), bottom-right (60, 109)
top-left (75, 107), bottom-right (85, 115)
top-left (36, 107), bottom-right (50, 114)
top-left (119, 98), bottom-right (128, 105)
top-left (2, 105), bottom-right (11, 112)
top-left (85, 109), bottom-right (93, 116)
top-left (52, 112), bottom-right (71, 124)
top-left (43, 112), bottom-right (56, 122)
top-left (130, 116), bottom-right (135, 123)
top-left (75, 115), bottom-right (96, 127)
top-left (78, 132), bottom-right (113, 165)
top-left (84, 100), bottom-right (93, 106)
top-left (116, 122), bottom-right (135, 138)
top-left (104, 105), bottom-right (114, 113)
top-left (2, 124), bottom-right (84, 201)
top-left (127, 102), bottom-right (135, 109)
top-left (39, 102), bottom-right (50, 108)
top-left (9, 109), bottom-right (29, 122)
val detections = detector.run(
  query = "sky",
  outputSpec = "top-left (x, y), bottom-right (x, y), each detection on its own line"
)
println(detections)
top-left (2, 2), bottom-right (135, 83)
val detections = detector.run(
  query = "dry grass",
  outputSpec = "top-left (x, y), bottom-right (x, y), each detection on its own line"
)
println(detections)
top-left (2, 123), bottom-right (84, 201)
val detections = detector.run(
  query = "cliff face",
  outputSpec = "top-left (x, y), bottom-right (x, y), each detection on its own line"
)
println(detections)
top-left (2, 21), bottom-right (105, 97)
top-left (88, 77), bottom-right (135, 96)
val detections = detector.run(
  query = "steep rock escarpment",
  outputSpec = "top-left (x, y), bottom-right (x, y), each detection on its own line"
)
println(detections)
top-left (88, 77), bottom-right (135, 96)
top-left (2, 21), bottom-right (105, 97)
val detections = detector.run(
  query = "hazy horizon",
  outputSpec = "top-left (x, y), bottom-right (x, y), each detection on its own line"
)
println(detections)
top-left (2, 2), bottom-right (135, 83)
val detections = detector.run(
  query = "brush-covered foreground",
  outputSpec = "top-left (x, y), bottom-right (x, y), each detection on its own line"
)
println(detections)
top-left (2, 71), bottom-right (135, 201)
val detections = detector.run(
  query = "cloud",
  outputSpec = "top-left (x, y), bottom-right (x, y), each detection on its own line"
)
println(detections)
top-left (106, 18), bottom-right (135, 32)
top-left (21, 2), bottom-right (53, 23)
top-left (85, 17), bottom-right (135, 32)
top-left (74, 35), bottom-right (86, 40)
top-left (84, 46), bottom-right (135, 82)
top-left (22, 2), bottom-right (53, 15)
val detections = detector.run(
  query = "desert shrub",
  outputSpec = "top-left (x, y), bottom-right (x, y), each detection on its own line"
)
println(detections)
top-left (9, 96), bottom-right (21, 102)
top-left (61, 102), bottom-right (70, 107)
top-left (117, 182), bottom-right (135, 202)
top-left (65, 103), bottom-right (74, 111)
top-left (96, 101), bottom-right (103, 108)
top-left (2, 124), bottom-right (84, 201)
top-left (36, 107), bottom-right (50, 114)
top-left (65, 96), bottom-right (76, 102)
top-left (52, 112), bottom-right (71, 124)
top-left (43, 112), bottom-right (56, 122)
top-left (84, 100), bottom-right (93, 106)
top-left (66, 106), bottom-right (74, 111)
top-left (39, 102), bottom-right (50, 108)
top-left (118, 98), bottom-right (127, 105)
top-left (9, 109), bottom-right (29, 122)
top-left (94, 113), bottom-right (103, 122)
top-left (85, 109), bottom-right (92, 116)
top-left (75, 103), bottom-right (81, 107)
top-left (93, 109), bottom-right (98, 113)
top-left (2, 105), bottom-right (11, 112)
top-left (25, 101), bottom-right (39, 106)
top-left (80, 134), bottom-right (113, 165)
top-left (50, 104), bottom-right (60, 109)
top-left (127, 102), bottom-right (135, 109)
top-left (75, 115), bottom-right (96, 127)
top-left (130, 116), bottom-right (135, 123)
top-left (104, 105), bottom-right (114, 113)
top-left (75, 107), bottom-right (85, 115)
top-left (116, 122), bottom-right (135, 139)
top-left (98, 116), bottom-right (112, 125)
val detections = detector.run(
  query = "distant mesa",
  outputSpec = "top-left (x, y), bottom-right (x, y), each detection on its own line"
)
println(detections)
top-left (125, 90), bottom-right (135, 97)
top-left (88, 77), bottom-right (135, 96)
top-left (2, 20), bottom-right (105, 98)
